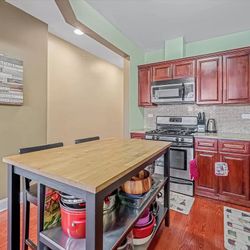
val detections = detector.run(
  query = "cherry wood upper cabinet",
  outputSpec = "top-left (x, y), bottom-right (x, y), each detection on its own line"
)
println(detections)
top-left (196, 56), bottom-right (223, 104)
top-left (152, 60), bottom-right (195, 82)
top-left (138, 46), bottom-right (250, 107)
top-left (172, 60), bottom-right (195, 79)
top-left (223, 51), bottom-right (250, 104)
top-left (195, 150), bottom-right (218, 199)
top-left (138, 66), bottom-right (154, 107)
top-left (152, 64), bottom-right (172, 82)
top-left (218, 153), bottom-right (249, 204)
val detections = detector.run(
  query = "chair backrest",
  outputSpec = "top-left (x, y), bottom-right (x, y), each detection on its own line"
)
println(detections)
top-left (19, 142), bottom-right (64, 154)
top-left (75, 136), bottom-right (100, 144)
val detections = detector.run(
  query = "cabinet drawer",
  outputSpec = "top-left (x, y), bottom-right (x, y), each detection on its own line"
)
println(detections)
top-left (219, 140), bottom-right (250, 154)
top-left (195, 138), bottom-right (218, 151)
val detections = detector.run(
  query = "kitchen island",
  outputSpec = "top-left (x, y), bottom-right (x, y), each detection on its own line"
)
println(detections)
top-left (3, 138), bottom-right (171, 250)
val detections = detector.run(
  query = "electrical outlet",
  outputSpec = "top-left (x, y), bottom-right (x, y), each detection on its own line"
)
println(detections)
top-left (148, 114), bottom-right (153, 118)
top-left (241, 113), bottom-right (250, 119)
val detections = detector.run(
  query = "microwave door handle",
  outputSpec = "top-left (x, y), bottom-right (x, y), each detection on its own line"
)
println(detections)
top-left (181, 83), bottom-right (185, 100)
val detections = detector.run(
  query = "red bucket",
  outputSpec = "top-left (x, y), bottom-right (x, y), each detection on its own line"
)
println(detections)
top-left (60, 202), bottom-right (86, 239)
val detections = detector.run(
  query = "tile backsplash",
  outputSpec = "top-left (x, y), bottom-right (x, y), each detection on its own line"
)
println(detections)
top-left (144, 104), bottom-right (250, 134)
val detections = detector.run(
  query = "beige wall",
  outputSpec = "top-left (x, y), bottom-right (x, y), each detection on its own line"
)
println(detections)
top-left (47, 34), bottom-right (123, 145)
top-left (0, 2), bottom-right (48, 199)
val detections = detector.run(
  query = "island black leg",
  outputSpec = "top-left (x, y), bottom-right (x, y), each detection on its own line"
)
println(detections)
top-left (164, 148), bottom-right (170, 226)
top-left (7, 164), bottom-right (20, 250)
top-left (86, 192), bottom-right (104, 250)
top-left (37, 183), bottom-right (46, 250)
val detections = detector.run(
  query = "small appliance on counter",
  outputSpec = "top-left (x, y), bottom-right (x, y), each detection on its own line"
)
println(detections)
top-left (207, 118), bottom-right (217, 133)
top-left (197, 112), bottom-right (206, 133)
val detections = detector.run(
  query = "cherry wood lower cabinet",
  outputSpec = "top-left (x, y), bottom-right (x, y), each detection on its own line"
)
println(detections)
top-left (195, 150), bottom-right (218, 199)
top-left (130, 132), bottom-right (145, 139)
top-left (195, 138), bottom-right (250, 207)
top-left (218, 153), bottom-right (250, 206)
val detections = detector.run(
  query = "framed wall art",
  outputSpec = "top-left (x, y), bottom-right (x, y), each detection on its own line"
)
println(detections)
top-left (0, 54), bottom-right (23, 105)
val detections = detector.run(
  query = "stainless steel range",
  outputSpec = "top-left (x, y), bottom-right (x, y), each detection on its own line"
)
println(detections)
top-left (145, 116), bottom-right (198, 196)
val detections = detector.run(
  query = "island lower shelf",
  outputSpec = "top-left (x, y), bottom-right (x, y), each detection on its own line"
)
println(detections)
top-left (40, 174), bottom-right (168, 250)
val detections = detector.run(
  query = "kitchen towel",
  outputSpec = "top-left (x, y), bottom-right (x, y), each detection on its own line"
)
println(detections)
top-left (190, 159), bottom-right (199, 180)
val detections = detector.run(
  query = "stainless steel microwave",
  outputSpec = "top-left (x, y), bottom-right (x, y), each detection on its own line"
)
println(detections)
top-left (151, 78), bottom-right (195, 104)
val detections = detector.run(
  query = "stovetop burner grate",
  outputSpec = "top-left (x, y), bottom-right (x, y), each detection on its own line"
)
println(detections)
top-left (146, 128), bottom-right (196, 136)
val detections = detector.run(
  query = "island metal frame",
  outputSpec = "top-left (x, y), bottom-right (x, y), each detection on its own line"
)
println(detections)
top-left (7, 148), bottom-right (170, 250)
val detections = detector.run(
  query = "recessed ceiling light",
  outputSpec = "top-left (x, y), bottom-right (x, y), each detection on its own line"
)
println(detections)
top-left (74, 28), bottom-right (84, 36)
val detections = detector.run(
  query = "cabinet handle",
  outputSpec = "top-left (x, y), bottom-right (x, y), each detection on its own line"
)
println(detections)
top-left (223, 143), bottom-right (244, 149)
top-left (200, 154), bottom-right (212, 157)
top-left (199, 142), bottom-right (214, 147)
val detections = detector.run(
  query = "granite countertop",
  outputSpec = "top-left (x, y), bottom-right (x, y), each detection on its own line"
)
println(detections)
top-left (130, 129), bottom-right (149, 133)
top-left (193, 132), bottom-right (250, 141)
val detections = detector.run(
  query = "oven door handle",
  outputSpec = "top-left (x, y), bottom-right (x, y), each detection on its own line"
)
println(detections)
top-left (170, 179), bottom-right (193, 186)
top-left (170, 146), bottom-right (193, 151)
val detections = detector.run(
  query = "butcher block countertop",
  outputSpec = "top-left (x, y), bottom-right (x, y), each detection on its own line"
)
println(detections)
top-left (3, 138), bottom-right (171, 193)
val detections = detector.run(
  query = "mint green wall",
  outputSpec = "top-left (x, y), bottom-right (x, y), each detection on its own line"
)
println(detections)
top-left (145, 49), bottom-right (165, 63)
top-left (165, 37), bottom-right (184, 60)
top-left (70, 0), bottom-right (145, 130)
top-left (145, 30), bottom-right (250, 63)
top-left (144, 37), bottom-right (185, 63)
top-left (185, 30), bottom-right (250, 57)
top-left (68, 1), bottom-right (250, 130)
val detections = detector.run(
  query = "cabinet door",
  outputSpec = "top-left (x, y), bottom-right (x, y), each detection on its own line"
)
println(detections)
top-left (195, 151), bottom-right (218, 198)
top-left (173, 60), bottom-right (195, 79)
top-left (152, 64), bottom-right (172, 81)
top-left (196, 56), bottom-right (223, 104)
top-left (223, 51), bottom-right (250, 104)
top-left (218, 153), bottom-right (249, 204)
top-left (138, 67), bottom-right (154, 107)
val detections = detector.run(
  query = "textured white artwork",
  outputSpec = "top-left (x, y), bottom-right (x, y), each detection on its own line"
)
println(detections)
top-left (0, 54), bottom-right (23, 105)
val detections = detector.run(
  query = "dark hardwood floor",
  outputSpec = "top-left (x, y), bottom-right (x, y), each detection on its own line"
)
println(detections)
top-left (0, 196), bottom-right (249, 249)
top-left (150, 196), bottom-right (250, 250)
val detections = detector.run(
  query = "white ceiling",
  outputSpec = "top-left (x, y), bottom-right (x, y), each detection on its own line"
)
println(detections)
top-left (86, 0), bottom-right (250, 52)
top-left (6, 0), bottom-right (124, 68)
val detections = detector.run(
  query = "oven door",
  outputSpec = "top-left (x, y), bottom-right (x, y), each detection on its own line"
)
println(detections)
top-left (151, 83), bottom-right (184, 103)
top-left (154, 146), bottom-right (194, 180)
top-left (170, 147), bottom-right (193, 180)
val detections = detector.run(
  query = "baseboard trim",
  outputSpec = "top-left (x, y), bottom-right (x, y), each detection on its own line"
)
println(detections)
top-left (0, 192), bottom-right (23, 212)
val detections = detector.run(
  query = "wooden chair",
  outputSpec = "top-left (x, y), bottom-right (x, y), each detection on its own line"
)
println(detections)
top-left (75, 136), bottom-right (100, 144)
top-left (20, 142), bottom-right (63, 250)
